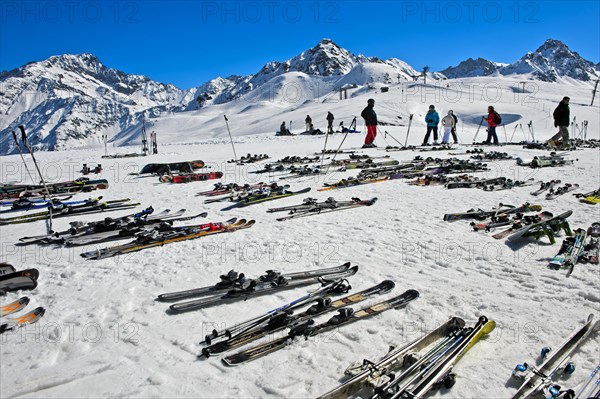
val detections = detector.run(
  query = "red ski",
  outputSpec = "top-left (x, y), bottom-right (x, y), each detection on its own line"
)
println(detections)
top-left (169, 172), bottom-right (223, 184)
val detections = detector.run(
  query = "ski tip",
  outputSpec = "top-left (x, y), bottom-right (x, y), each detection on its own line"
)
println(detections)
top-left (379, 280), bottom-right (395, 293)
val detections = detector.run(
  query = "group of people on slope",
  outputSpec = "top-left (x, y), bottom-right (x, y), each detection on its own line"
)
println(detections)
top-left (358, 95), bottom-right (571, 148)
top-left (422, 105), bottom-right (459, 146)
top-left (280, 95), bottom-right (571, 149)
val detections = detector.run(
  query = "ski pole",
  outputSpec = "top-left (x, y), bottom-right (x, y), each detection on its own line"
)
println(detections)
top-left (324, 129), bottom-right (351, 175)
top-left (10, 131), bottom-right (35, 184)
top-left (320, 125), bottom-right (331, 168)
top-left (223, 115), bottom-right (238, 164)
top-left (510, 125), bottom-right (519, 142)
top-left (18, 126), bottom-right (50, 197)
top-left (404, 114), bottom-right (414, 147)
top-left (519, 124), bottom-right (528, 141)
top-left (141, 113), bottom-right (148, 156)
top-left (103, 135), bottom-right (108, 156)
top-left (528, 121), bottom-right (535, 142)
top-left (503, 124), bottom-right (508, 144)
top-left (472, 117), bottom-right (485, 143)
top-left (383, 128), bottom-right (404, 147)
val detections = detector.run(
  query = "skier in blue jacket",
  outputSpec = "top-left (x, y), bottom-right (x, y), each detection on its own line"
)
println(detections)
top-left (422, 105), bottom-right (440, 146)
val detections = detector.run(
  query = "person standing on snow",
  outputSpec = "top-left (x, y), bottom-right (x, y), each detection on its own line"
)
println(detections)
top-left (450, 111), bottom-right (459, 144)
top-left (361, 99), bottom-right (378, 148)
top-left (422, 105), bottom-right (440, 146)
top-left (326, 112), bottom-right (335, 134)
top-left (547, 96), bottom-right (570, 149)
top-left (305, 115), bottom-right (312, 132)
top-left (483, 106), bottom-right (500, 145)
top-left (441, 110), bottom-right (455, 145)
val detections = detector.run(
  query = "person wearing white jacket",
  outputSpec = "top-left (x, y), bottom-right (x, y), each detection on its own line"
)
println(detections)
top-left (441, 110), bottom-right (456, 144)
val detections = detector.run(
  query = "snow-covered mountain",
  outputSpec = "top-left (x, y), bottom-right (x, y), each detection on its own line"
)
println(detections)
top-left (500, 39), bottom-right (600, 82)
top-left (439, 39), bottom-right (599, 82)
top-left (440, 58), bottom-right (503, 78)
top-left (192, 39), bottom-right (421, 107)
top-left (0, 53), bottom-right (195, 153)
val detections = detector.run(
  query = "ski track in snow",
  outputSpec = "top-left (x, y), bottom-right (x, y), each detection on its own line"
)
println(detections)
top-left (1, 80), bottom-right (599, 398)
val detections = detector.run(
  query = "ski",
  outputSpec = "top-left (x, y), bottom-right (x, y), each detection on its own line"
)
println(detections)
top-left (530, 180), bottom-right (562, 196)
top-left (546, 184), bottom-right (580, 200)
top-left (386, 316), bottom-right (496, 399)
top-left (317, 317), bottom-right (465, 399)
top-left (158, 262), bottom-right (356, 302)
top-left (207, 184), bottom-right (290, 204)
top-left (81, 218), bottom-right (251, 260)
top-left (0, 268), bottom-right (39, 282)
top-left (17, 207), bottom-right (161, 245)
top-left (511, 314), bottom-right (598, 399)
top-left (446, 177), bottom-right (506, 189)
top-left (0, 263), bottom-right (16, 275)
top-left (163, 171), bottom-right (223, 183)
top-left (0, 306), bottom-right (46, 334)
top-left (0, 199), bottom-right (139, 225)
top-left (0, 198), bottom-right (94, 214)
top-left (221, 289), bottom-right (419, 366)
top-left (200, 278), bottom-right (355, 345)
top-left (318, 177), bottom-right (389, 191)
top-left (444, 203), bottom-right (542, 223)
top-left (0, 195), bottom-right (73, 207)
top-left (272, 198), bottom-right (378, 221)
top-left (221, 187), bottom-right (311, 210)
top-left (168, 266), bottom-right (359, 313)
top-left (0, 276), bottom-right (38, 294)
top-left (481, 178), bottom-right (539, 192)
top-left (0, 297), bottom-right (30, 317)
top-left (506, 211), bottom-right (572, 242)
top-left (565, 228), bottom-right (589, 277)
top-left (576, 363), bottom-right (600, 399)
top-left (201, 280), bottom-right (395, 357)
top-left (492, 211), bottom-right (555, 240)
top-left (0, 178), bottom-right (109, 199)
top-left (57, 212), bottom-right (208, 247)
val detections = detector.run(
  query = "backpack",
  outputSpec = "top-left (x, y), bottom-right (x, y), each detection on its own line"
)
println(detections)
top-left (493, 112), bottom-right (502, 124)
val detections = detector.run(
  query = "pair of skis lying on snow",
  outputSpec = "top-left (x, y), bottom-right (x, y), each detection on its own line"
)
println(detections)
top-left (79, 217), bottom-right (254, 259)
top-left (444, 203), bottom-right (573, 242)
top-left (0, 197), bottom-right (139, 225)
top-left (510, 314), bottom-right (598, 399)
top-left (158, 263), bottom-right (361, 314)
top-left (18, 207), bottom-right (207, 247)
top-left (266, 197), bottom-right (377, 221)
top-left (0, 296), bottom-right (45, 334)
top-left (0, 265), bottom-right (45, 334)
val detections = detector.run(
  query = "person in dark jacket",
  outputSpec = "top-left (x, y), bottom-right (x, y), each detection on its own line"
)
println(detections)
top-left (279, 121), bottom-right (291, 136)
top-left (326, 112), bottom-right (334, 134)
top-left (305, 115), bottom-right (312, 132)
top-left (483, 106), bottom-right (499, 145)
top-left (422, 105), bottom-right (440, 145)
top-left (547, 96), bottom-right (570, 148)
top-left (361, 99), bottom-right (378, 148)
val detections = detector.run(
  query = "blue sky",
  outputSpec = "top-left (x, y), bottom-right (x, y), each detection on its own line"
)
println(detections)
top-left (1, 1), bottom-right (598, 89)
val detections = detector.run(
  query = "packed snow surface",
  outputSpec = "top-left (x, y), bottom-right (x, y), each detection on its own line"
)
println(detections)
top-left (0, 77), bottom-right (599, 398)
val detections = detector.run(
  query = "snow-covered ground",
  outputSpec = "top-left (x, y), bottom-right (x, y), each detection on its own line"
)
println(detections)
top-left (0, 78), bottom-right (599, 398)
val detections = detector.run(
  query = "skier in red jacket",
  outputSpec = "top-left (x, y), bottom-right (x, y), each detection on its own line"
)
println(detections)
top-left (484, 106), bottom-right (500, 145)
